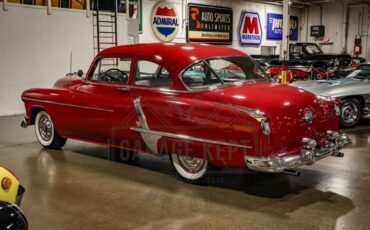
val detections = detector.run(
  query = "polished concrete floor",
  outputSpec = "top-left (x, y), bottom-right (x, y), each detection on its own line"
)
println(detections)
top-left (0, 115), bottom-right (370, 230)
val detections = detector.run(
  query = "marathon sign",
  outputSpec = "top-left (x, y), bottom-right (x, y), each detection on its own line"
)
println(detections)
top-left (187, 3), bottom-right (233, 45)
top-left (238, 11), bottom-right (262, 46)
top-left (266, 13), bottom-right (299, 41)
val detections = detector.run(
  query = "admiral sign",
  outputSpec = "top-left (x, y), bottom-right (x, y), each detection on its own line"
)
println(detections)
top-left (151, 1), bottom-right (179, 42)
top-left (238, 11), bottom-right (262, 46)
top-left (266, 13), bottom-right (299, 41)
top-left (187, 3), bottom-right (233, 44)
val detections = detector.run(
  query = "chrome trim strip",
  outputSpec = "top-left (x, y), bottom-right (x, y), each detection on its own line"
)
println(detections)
top-left (22, 97), bottom-right (113, 112)
top-left (133, 97), bottom-right (149, 129)
top-left (131, 127), bottom-right (251, 149)
top-left (212, 102), bottom-right (267, 122)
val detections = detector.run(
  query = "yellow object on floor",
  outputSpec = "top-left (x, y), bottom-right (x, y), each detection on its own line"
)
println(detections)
top-left (0, 167), bottom-right (20, 204)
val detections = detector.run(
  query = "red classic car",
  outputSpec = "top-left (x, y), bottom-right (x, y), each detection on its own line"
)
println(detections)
top-left (21, 43), bottom-right (350, 183)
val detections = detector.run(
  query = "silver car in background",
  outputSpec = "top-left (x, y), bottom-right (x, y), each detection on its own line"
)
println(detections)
top-left (291, 63), bottom-right (370, 128)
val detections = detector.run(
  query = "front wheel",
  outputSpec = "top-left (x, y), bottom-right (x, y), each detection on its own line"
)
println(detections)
top-left (340, 98), bottom-right (363, 128)
top-left (35, 110), bottom-right (66, 149)
top-left (169, 153), bottom-right (209, 184)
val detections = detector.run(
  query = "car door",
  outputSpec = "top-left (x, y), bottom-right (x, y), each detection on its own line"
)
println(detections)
top-left (70, 57), bottom-right (138, 147)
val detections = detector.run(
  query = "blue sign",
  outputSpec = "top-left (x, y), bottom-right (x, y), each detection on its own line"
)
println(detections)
top-left (266, 13), bottom-right (298, 41)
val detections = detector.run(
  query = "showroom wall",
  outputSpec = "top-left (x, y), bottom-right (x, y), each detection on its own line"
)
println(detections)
top-left (0, 3), bottom-right (129, 116)
top-left (139, 0), bottom-right (303, 55)
top-left (301, 2), bottom-right (370, 59)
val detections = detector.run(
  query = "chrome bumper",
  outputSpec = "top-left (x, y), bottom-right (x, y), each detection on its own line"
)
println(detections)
top-left (245, 130), bottom-right (351, 173)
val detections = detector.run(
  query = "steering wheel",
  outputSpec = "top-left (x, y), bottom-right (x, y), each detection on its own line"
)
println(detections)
top-left (104, 68), bottom-right (128, 82)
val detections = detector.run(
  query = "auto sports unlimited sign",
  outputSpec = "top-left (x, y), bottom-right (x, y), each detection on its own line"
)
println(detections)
top-left (151, 1), bottom-right (179, 42)
top-left (238, 11), bottom-right (262, 46)
top-left (266, 13), bottom-right (299, 41)
top-left (187, 3), bottom-right (232, 44)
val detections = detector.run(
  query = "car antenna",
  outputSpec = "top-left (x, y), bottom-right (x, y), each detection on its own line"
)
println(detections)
top-left (70, 49), bottom-right (73, 75)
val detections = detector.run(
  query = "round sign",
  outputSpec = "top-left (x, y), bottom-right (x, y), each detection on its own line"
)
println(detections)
top-left (151, 1), bottom-right (179, 42)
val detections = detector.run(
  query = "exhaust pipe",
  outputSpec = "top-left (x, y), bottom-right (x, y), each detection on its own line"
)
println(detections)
top-left (283, 169), bottom-right (300, 176)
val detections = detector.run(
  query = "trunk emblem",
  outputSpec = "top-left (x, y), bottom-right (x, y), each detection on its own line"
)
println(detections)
top-left (304, 111), bottom-right (313, 123)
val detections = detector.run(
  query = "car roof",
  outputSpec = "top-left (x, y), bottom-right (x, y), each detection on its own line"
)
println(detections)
top-left (98, 43), bottom-right (247, 73)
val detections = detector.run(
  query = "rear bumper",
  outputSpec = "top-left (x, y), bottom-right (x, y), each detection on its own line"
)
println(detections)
top-left (245, 130), bottom-right (351, 173)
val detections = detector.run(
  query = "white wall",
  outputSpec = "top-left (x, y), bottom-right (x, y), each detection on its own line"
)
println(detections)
top-left (139, 0), bottom-right (302, 55)
top-left (301, 2), bottom-right (370, 59)
top-left (0, 3), bottom-right (129, 116)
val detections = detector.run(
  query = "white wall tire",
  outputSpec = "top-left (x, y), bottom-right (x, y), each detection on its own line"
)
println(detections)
top-left (170, 153), bottom-right (208, 183)
top-left (35, 110), bottom-right (66, 149)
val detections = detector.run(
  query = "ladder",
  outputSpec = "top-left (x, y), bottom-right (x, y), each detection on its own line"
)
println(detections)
top-left (93, 0), bottom-right (118, 55)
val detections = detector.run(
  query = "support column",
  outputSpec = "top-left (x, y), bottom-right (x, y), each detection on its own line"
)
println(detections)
top-left (280, 0), bottom-right (290, 61)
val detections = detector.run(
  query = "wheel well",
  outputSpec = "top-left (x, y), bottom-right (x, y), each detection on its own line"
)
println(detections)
top-left (341, 96), bottom-right (365, 108)
top-left (30, 107), bottom-right (44, 125)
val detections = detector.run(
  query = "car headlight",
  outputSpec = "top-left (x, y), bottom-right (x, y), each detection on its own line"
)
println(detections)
top-left (334, 103), bottom-right (341, 116)
top-left (261, 119), bottom-right (271, 135)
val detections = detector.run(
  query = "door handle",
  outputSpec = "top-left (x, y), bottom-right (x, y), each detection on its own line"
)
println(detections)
top-left (118, 87), bottom-right (130, 93)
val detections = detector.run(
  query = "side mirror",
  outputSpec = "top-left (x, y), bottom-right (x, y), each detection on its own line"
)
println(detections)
top-left (77, 69), bottom-right (83, 77)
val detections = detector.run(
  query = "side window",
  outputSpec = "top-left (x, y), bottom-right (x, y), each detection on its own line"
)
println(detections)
top-left (290, 45), bottom-right (303, 54)
top-left (182, 61), bottom-right (220, 88)
top-left (135, 60), bottom-right (172, 88)
top-left (209, 59), bottom-right (246, 81)
top-left (91, 58), bottom-right (131, 84)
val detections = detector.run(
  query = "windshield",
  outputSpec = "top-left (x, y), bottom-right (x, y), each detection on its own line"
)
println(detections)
top-left (181, 56), bottom-right (271, 89)
top-left (347, 68), bottom-right (370, 80)
top-left (304, 44), bottom-right (323, 55)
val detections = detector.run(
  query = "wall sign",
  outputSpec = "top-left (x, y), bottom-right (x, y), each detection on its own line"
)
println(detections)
top-left (151, 1), bottom-right (179, 42)
top-left (187, 3), bottom-right (233, 44)
top-left (266, 13), bottom-right (299, 41)
top-left (238, 11), bottom-right (262, 46)
top-left (310, 25), bottom-right (325, 37)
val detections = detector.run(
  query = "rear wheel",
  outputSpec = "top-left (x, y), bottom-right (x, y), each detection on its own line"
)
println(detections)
top-left (35, 110), bottom-right (66, 149)
top-left (340, 98), bottom-right (363, 128)
top-left (313, 68), bottom-right (326, 80)
top-left (169, 153), bottom-right (210, 184)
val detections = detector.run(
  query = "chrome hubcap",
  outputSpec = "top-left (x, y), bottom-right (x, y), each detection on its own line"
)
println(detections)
top-left (341, 102), bottom-right (359, 125)
top-left (38, 115), bottom-right (52, 141)
top-left (177, 155), bottom-right (206, 173)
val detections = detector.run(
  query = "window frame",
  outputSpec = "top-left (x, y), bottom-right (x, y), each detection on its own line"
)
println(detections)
top-left (87, 56), bottom-right (133, 86)
top-left (179, 56), bottom-right (271, 91)
top-left (133, 59), bottom-right (173, 88)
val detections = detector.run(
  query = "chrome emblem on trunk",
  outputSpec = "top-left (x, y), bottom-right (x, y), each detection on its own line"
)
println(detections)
top-left (304, 111), bottom-right (313, 123)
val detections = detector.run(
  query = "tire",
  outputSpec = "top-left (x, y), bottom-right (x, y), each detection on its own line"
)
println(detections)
top-left (313, 68), bottom-right (326, 80)
top-left (169, 153), bottom-right (210, 184)
top-left (35, 110), bottom-right (66, 149)
top-left (340, 98), bottom-right (363, 128)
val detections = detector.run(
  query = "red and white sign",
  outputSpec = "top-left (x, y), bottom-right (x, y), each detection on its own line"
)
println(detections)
top-left (238, 11), bottom-right (262, 46)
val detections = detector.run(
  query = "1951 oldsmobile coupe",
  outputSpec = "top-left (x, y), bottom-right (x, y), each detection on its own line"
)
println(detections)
top-left (21, 43), bottom-right (350, 183)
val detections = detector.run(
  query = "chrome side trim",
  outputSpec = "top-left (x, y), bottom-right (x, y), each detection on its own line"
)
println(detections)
top-left (131, 127), bottom-right (251, 149)
top-left (212, 102), bottom-right (267, 122)
top-left (22, 97), bottom-right (113, 112)
top-left (133, 97), bottom-right (149, 129)
top-left (133, 97), bottom-right (159, 154)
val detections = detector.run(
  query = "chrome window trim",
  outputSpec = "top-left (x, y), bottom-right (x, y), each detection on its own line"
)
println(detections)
top-left (131, 127), bottom-right (251, 149)
top-left (21, 97), bottom-right (114, 113)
